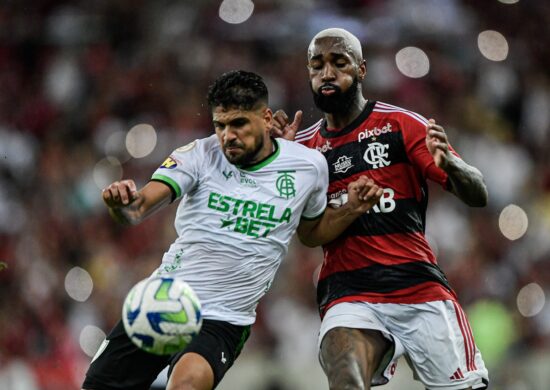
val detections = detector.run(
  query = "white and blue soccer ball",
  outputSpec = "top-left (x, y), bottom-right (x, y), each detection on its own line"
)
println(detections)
top-left (122, 276), bottom-right (202, 355)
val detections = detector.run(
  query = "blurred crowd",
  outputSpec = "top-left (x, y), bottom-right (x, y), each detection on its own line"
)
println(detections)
top-left (1, 0), bottom-right (549, 389)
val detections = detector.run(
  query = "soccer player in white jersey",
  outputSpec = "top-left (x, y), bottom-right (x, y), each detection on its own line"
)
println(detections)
top-left (82, 70), bottom-right (383, 390)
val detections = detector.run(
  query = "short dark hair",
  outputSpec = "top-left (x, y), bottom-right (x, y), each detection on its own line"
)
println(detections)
top-left (207, 70), bottom-right (268, 111)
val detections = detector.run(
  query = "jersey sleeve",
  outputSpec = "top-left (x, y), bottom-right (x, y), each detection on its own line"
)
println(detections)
top-left (150, 140), bottom-right (201, 201)
top-left (401, 116), bottom-right (460, 189)
top-left (301, 152), bottom-right (329, 220)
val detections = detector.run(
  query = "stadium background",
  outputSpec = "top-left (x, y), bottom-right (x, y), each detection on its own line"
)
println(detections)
top-left (0, 0), bottom-right (549, 389)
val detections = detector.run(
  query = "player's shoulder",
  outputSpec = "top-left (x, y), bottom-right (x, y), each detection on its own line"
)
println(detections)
top-left (295, 118), bottom-right (324, 143)
top-left (372, 101), bottom-right (429, 127)
top-left (276, 137), bottom-right (326, 167)
top-left (172, 134), bottom-right (218, 157)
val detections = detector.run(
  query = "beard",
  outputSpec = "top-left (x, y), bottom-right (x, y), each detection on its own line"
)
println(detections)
top-left (224, 134), bottom-right (265, 166)
top-left (311, 77), bottom-right (359, 114)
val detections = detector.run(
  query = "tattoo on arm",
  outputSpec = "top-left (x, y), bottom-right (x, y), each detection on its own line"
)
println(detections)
top-left (445, 155), bottom-right (488, 207)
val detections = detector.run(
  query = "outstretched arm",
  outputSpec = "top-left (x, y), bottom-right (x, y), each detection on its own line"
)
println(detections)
top-left (426, 119), bottom-right (488, 207)
top-left (297, 176), bottom-right (383, 247)
top-left (102, 180), bottom-right (173, 225)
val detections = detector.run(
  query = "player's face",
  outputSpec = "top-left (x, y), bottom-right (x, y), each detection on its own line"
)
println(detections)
top-left (212, 105), bottom-right (273, 166)
top-left (308, 37), bottom-right (365, 114)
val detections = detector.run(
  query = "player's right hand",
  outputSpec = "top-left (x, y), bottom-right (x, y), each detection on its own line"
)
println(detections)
top-left (271, 109), bottom-right (303, 141)
top-left (102, 179), bottom-right (139, 208)
top-left (347, 175), bottom-right (383, 213)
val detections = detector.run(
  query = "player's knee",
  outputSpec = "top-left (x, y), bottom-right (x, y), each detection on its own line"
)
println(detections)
top-left (166, 380), bottom-right (205, 390)
top-left (327, 370), bottom-right (369, 390)
top-left (166, 369), bottom-right (213, 390)
top-left (322, 354), bottom-right (369, 390)
top-left (321, 343), bottom-right (367, 388)
top-left (320, 327), bottom-right (390, 389)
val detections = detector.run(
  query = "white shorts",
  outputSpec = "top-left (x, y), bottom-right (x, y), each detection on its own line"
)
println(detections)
top-left (318, 300), bottom-right (489, 389)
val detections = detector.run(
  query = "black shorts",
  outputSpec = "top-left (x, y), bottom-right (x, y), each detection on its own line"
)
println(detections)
top-left (83, 319), bottom-right (251, 390)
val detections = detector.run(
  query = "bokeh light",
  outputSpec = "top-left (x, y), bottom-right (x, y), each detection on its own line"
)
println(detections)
top-left (468, 300), bottom-right (516, 369)
top-left (498, 0), bottom-right (519, 4)
top-left (395, 46), bottom-right (430, 78)
top-left (498, 204), bottom-right (528, 240)
top-left (65, 266), bottom-right (94, 302)
top-left (79, 325), bottom-right (106, 358)
top-left (125, 124), bottom-right (158, 158)
top-left (92, 156), bottom-right (123, 190)
top-left (219, 0), bottom-right (254, 24)
top-left (105, 130), bottom-right (131, 163)
top-left (517, 283), bottom-right (546, 317)
top-left (478, 30), bottom-right (509, 61)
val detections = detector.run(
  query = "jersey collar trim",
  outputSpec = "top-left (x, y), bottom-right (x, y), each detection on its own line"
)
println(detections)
top-left (320, 100), bottom-right (377, 139)
top-left (238, 138), bottom-right (280, 172)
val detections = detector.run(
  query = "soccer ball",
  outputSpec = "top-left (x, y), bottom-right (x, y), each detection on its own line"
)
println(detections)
top-left (122, 276), bottom-right (202, 355)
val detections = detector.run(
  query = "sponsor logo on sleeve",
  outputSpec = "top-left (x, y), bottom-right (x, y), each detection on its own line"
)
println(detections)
top-left (160, 156), bottom-right (178, 169)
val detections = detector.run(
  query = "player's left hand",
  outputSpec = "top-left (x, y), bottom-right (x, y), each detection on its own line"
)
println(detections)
top-left (271, 109), bottom-right (303, 141)
top-left (426, 119), bottom-right (451, 169)
top-left (347, 175), bottom-right (383, 214)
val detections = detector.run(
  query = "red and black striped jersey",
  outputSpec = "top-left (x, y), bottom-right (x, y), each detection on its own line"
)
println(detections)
top-left (296, 100), bottom-right (459, 315)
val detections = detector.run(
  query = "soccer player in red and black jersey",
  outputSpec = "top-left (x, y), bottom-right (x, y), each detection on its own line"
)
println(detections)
top-left (273, 28), bottom-right (489, 390)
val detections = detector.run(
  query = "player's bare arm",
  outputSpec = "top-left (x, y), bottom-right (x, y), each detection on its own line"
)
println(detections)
top-left (297, 176), bottom-right (383, 247)
top-left (102, 180), bottom-right (172, 225)
top-left (271, 109), bottom-right (302, 140)
top-left (426, 119), bottom-right (488, 207)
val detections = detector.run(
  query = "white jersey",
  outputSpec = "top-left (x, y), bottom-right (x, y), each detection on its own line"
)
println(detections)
top-left (150, 135), bottom-right (328, 325)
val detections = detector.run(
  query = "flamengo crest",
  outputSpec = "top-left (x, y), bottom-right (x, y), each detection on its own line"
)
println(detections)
top-left (363, 142), bottom-right (390, 169)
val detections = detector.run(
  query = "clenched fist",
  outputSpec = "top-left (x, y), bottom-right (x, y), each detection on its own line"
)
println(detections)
top-left (102, 179), bottom-right (139, 208)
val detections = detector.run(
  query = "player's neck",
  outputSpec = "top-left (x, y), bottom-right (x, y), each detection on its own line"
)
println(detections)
top-left (325, 96), bottom-right (367, 130)
top-left (238, 137), bottom-right (277, 169)
top-left (257, 137), bottom-right (276, 160)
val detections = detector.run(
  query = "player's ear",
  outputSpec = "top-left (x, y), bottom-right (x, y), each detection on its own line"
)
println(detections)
top-left (359, 59), bottom-right (367, 81)
top-left (263, 107), bottom-right (273, 129)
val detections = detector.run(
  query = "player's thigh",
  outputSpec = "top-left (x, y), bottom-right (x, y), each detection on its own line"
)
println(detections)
top-left (318, 302), bottom-right (404, 387)
top-left (82, 320), bottom-right (170, 390)
top-left (168, 319), bottom-right (251, 390)
top-left (389, 301), bottom-right (488, 389)
top-left (320, 327), bottom-right (391, 386)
